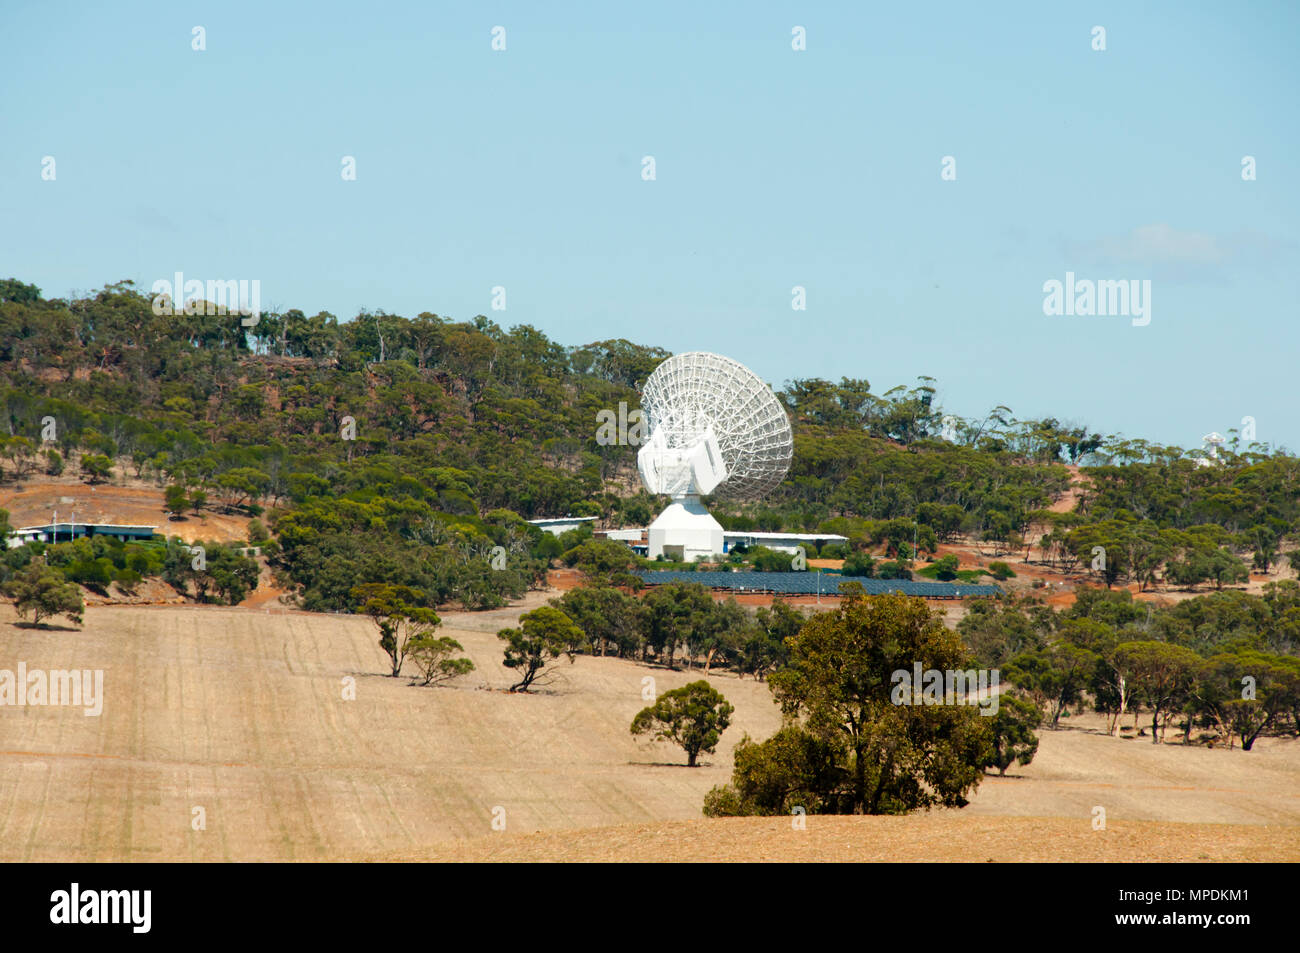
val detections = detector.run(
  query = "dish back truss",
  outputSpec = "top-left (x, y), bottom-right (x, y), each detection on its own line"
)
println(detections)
top-left (636, 351), bottom-right (793, 501)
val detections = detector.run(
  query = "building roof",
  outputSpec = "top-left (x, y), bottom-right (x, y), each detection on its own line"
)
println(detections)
top-left (722, 531), bottom-right (849, 542)
top-left (16, 522), bottom-right (158, 533)
top-left (527, 516), bottom-right (599, 526)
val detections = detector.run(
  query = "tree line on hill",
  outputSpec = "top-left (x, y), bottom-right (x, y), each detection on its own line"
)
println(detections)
top-left (5, 278), bottom-right (1298, 821)
top-left (4, 278), bottom-right (1297, 612)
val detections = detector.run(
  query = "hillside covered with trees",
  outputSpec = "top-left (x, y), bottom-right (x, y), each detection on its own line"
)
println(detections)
top-left (4, 277), bottom-right (1300, 815)
top-left (2, 277), bottom-right (1298, 611)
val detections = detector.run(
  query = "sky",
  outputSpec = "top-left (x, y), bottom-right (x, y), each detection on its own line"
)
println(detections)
top-left (2, 1), bottom-right (1297, 452)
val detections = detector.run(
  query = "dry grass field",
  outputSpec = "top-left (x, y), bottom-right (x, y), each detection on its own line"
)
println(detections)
top-left (380, 815), bottom-right (1300, 863)
top-left (1, 595), bottom-right (1298, 862)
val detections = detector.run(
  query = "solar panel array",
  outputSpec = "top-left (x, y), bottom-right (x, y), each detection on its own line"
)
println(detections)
top-left (635, 570), bottom-right (1001, 599)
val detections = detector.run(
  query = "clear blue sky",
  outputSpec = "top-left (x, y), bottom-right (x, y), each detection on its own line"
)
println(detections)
top-left (2, 1), bottom-right (1297, 451)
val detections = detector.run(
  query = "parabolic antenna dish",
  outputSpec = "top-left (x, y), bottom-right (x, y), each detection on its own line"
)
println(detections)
top-left (637, 351), bottom-right (793, 501)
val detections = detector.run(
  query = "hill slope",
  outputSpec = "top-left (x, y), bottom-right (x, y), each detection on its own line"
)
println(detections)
top-left (1, 599), bottom-right (1296, 862)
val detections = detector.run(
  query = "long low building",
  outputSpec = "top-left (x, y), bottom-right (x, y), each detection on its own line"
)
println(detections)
top-left (527, 516), bottom-right (599, 536)
top-left (721, 531), bottom-right (848, 555)
top-left (533, 520), bottom-right (849, 558)
top-left (587, 526), bottom-right (848, 559)
top-left (8, 522), bottom-right (159, 547)
top-left (635, 570), bottom-right (1001, 599)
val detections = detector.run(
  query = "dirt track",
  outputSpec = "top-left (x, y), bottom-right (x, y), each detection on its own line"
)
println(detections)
top-left (0, 599), bottom-right (1296, 862)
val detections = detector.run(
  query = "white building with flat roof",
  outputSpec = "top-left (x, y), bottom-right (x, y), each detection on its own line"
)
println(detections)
top-left (600, 528), bottom-right (644, 542)
top-left (527, 516), bottom-right (599, 536)
top-left (605, 525), bottom-right (847, 560)
top-left (721, 531), bottom-right (848, 555)
top-left (8, 522), bottom-right (159, 548)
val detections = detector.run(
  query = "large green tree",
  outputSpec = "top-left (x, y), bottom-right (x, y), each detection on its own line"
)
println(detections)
top-left (630, 680), bottom-right (734, 766)
top-left (1113, 640), bottom-right (1201, 743)
top-left (711, 588), bottom-right (992, 816)
top-left (1005, 641), bottom-right (1098, 728)
top-left (2, 557), bottom-right (84, 627)
top-left (498, 605), bottom-right (584, 692)
top-left (703, 727), bottom-right (847, 817)
top-left (551, 586), bottom-right (643, 658)
top-left (351, 583), bottom-right (442, 677)
top-left (981, 693), bottom-right (1041, 775)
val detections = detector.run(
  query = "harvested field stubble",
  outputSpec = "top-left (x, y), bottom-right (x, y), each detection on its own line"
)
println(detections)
top-left (377, 814), bottom-right (1300, 863)
top-left (0, 601), bottom-right (1296, 862)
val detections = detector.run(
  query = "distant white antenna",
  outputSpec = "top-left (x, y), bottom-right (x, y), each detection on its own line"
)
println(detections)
top-left (1196, 431), bottom-right (1225, 468)
top-left (637, 352), bottom-right (793, 561)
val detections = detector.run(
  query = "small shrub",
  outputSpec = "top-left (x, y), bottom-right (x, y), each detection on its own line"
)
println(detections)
top-left (932, 554), bottom-right (960, 581)
top-left (875, 560), bottom-right (911, 580)
top-left (988, 561), bottom-right (1015, 580)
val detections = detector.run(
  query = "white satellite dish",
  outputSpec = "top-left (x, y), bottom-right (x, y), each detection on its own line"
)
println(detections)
top-left (637, 352), bottom-right (793, 561)
top-left (1196, 431), bottom-right (1226, 468)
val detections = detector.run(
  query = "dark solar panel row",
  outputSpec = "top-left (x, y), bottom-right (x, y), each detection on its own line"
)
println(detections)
top-left (634, 571), bottom-right (1002, 598)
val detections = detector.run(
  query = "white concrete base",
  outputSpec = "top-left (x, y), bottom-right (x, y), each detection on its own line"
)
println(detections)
top-left (647, 497), bottom-right (724, 562)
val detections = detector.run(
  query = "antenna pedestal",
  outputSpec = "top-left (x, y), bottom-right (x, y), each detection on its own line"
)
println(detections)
top-left (647, 496), bottom-right (724, 563)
